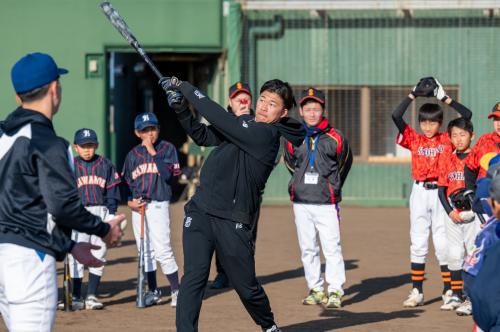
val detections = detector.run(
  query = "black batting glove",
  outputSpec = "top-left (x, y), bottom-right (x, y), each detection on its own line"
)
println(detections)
top-left (166, 89), bottom-right (188, 113)
top-left (159, 76), bottom-right (182, 92)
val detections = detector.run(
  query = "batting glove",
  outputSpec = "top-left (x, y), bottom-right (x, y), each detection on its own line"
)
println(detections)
top-left (159, 76), bottom-right (182, 92)
top-left (434, 78), bottom-right (449, 102)
top-left (167, 89), bottom-right (188, 113)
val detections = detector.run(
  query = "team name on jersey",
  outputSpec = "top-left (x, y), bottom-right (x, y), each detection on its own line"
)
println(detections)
top-left (132, 162), bottom-right (159, 180)
top-left (448, 171), bottom-right (464, 181)
top-left (77, 175), bottom-right (106, 188)
top-left (417, 145), bottom-right (444, 157)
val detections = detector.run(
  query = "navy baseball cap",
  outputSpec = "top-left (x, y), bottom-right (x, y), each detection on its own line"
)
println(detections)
top-left (134, 112), bottom-right (159, 130)
top-left (11, 52), bottom-right (68, 93)
top-left (299, 87), bottom-right (325, 106)
top-left (74, 128), bottom-right (98, 145)
top-left (229, 82), bottom-right (252, 98)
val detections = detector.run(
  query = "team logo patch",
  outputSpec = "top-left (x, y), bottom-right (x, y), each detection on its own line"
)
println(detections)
top-left (194, 90), bottom-right (205, 99)
top-left (184, 216), bottom-right (192, 228)
top-left (83, 130), bottom-right (91, 137)
top-left (235, 223), bottom-right (243, 230)
top-left (242, 121), bottom-right (248, 128)
top-left (142, 114), bottom-right (150, 122)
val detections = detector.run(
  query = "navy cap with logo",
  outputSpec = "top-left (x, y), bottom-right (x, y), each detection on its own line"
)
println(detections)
top-left (134, 112), bottom-right (159, 130)
top-left (299, 87), bottom-right (325, 106)
top-left (11, 52), bottom-right (68, 94)
top-left (74, 128), bottom-right (98, 145)
top-left (228, 82), bottom-right (252, 99)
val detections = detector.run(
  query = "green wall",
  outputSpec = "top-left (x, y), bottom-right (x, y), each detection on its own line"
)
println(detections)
top-left (248, 10), bottom-right (499, 205)
top-left (0, 0), bottom-right (222, 154)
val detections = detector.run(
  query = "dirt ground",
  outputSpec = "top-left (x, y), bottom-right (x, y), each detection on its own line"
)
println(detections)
top-left (2, 204), bottom-right (475, 331)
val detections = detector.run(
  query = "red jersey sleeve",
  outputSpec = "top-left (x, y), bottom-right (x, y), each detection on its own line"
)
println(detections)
top-left (396, 125), bottom-right (416, 150)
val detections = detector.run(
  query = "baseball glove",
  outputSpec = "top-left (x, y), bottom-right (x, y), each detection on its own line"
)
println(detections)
top-left (412, 77), bottom-right (438, 97)
top-left (449, 187), bottom-right (473, 211)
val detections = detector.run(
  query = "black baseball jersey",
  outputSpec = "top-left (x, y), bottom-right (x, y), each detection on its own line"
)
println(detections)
top-left (122, 140), bottom-right (181, 202)
top-left (74, 155), bottom-right (121, 214)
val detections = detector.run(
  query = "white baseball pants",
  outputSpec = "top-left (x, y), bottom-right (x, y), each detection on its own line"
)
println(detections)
top-left (0, 243), bottom-right (57, 332)
top-left (131, 200), bottom-right (178, 275)
top-left (444, 215), bottom-right (481, 270)
top-left (293, 203), bottom-right (345, 294)
top-left (69, 206), bottom-right (109, 278)
top-left (409, 182), bottom-right (448, 265)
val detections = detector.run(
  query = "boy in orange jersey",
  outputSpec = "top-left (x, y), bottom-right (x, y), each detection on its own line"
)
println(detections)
top-left (437, 118), bottom-right (480, 313)
top-left (465, 102), bottom-right (500, 194)
top-left (392, 77), bottom-right (472, 308)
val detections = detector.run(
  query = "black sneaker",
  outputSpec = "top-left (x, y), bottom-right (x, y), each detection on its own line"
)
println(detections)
top-left (210, 273), bottom-right (229, 289)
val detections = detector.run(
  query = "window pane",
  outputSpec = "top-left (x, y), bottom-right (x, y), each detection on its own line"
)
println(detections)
top-left (370, 86), bottom-right (459, 157)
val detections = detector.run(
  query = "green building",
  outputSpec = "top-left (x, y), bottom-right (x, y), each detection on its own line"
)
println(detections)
top-left (1, 0), bottom-right (499, 205)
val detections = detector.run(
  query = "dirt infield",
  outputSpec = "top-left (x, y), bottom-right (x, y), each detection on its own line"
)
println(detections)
top-left (2, 204), bottom-right (474, 331)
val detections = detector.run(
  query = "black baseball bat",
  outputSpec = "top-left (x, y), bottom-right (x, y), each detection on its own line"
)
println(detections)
top-left (464, 189), bottom-right (487, 224)
top-left (100, 2), bottom-right (163, 79)
top-left (63, 254), bottom-right (72, 311)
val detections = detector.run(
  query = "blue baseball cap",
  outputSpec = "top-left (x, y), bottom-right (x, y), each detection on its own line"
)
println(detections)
top-left (11, 52), bottom-right (68, 93)
top-left (74, 128), bottom-right (98, 145)
top-left (134, 112), bottom-right (159, 130)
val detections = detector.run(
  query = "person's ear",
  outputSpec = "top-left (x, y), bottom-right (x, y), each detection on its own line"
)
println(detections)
top-left (15, 94), bottom-right (22, 105)
top-left (134, 130), bottom-right (141, 138)
top-left (280, 108), bottom-right (288, 119)
top-left (471, 132), bottom-right (475, 141)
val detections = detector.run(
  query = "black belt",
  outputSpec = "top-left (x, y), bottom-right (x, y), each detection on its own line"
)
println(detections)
top-left (416, 181), bottom-right (438, 190)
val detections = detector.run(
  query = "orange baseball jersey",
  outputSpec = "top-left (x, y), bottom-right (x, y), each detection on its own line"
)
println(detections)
top-left (438, 151), bottom-right (469, 198)
top-left (466, 132), bottom-right (500, 179)
top-left (397, 125), bottom-right (450, 181)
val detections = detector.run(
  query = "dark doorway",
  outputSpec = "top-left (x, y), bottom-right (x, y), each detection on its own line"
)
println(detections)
top-left (107, 51), bottom-right (219, 202)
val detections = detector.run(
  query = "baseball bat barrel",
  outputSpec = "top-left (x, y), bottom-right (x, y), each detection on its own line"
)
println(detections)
top-left (464, 190), bottom-right (487, 224)
top-left (100, 2), bottom-right (163, 79)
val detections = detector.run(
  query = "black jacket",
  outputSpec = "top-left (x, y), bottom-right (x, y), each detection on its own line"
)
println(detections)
top-left (284, 118), bottom-right (353, 204)
top-left (0, 107), bottom-right (110, 261)
top-left (176, 82), bottom-right (305, 224)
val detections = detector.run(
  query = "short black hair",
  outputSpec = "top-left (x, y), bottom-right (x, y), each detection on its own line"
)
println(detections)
top-left (418, 103), bottom-right (443, 123)
top-left (259, 79), bottom-right (296, 110)
top-left (17, 82), bottom-right (51, 103)
top-left (447, 117), bottom-right (474, 136)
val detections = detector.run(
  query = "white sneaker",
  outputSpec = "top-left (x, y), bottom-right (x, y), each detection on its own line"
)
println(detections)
top-left (170, 290), bottom-right (178, 307)
top-left (72, 297), bottom-right (85, 311)
top-left (440, 295), bottom-right (463, 311)
top-left (441, 289), bottom-right (453, 306)
top-left (85, 295), bottom-right (104, 310)
top-left (456, 299), bottom-right (472, 316)
top-left (403, 288), bottom-right (424, 307)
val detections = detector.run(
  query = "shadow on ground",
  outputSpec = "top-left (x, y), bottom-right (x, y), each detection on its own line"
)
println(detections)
top-left (282, 308), bottom-right (424, 331)
top-left (204, 260), bottom-right (359, 300)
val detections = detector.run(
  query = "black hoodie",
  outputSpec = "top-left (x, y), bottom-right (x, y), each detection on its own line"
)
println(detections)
top-left (176, 82), bottom-right (305, 224)
top-left (0, 107), bottom-right (110, 261)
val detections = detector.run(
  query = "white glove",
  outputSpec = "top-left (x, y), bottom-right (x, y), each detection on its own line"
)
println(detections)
top-left (434, 78), bottom-right (448, 102)
top-left (459, 210), bottom-right (475, 223)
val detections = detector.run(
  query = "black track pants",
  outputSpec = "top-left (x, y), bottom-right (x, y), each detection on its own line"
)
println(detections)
top-left (176, 202), bottom-right (275, 332)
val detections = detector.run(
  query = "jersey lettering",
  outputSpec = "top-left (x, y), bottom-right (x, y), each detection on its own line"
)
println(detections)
top-left (131, 162), bottom-right (159, 180)
top-left (77, 175), bottom-right (106, 188)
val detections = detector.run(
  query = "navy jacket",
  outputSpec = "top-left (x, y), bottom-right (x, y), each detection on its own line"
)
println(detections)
top-left (122, 140), bottom-right (180, 202)
top-left (74, 155), bottom-right (121, 214)
top-left (0, 107), bottom-right (109, 261)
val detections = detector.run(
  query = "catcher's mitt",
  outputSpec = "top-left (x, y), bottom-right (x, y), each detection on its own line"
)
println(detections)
top-left (413, 77), bottom-right (438, 97)
top-left (449, 187), bottom-right (473, 211)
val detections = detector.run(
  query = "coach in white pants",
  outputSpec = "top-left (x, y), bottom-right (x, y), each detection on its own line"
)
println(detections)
top-left (0, 53), bottom-right (123, 332)
top-left (284, 87), bottom-right (353, 309)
